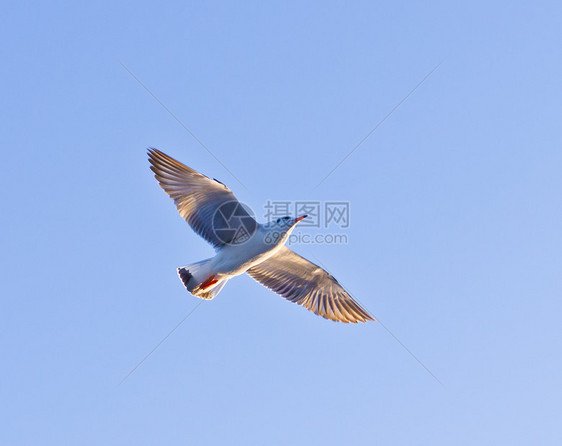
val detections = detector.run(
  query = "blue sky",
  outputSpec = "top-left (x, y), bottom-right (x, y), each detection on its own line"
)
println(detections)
top-left (1, 1), bottom-right (561, 444)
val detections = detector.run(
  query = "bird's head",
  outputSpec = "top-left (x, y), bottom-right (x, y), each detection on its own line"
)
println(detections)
top-left (272, 215), bottom-right (307, 229)
top-left (264, 215), bottom-right (307, 245)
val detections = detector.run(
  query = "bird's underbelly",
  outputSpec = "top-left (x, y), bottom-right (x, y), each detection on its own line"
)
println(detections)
top-left (212, 241), bottom-right (282, 277)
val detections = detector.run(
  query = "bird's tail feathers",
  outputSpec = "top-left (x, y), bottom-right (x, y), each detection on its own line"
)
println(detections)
top-left (177, 260), bottom-right (228, 300)
top-left (195, 278), bottom-right (227, 300)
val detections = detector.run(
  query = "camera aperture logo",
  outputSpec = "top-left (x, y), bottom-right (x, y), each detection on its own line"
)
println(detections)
top-left (212, 200), bottom-right (257, 245)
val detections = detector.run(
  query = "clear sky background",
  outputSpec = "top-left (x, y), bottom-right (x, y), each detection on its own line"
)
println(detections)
top-left (1, 1), bottom-right (561, 444)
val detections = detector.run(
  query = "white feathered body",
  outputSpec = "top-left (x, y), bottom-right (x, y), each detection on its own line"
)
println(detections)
top-left (180, 223), bottom-right (295, 298)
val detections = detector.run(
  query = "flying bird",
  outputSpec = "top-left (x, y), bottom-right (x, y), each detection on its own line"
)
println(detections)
top-left (148, 149), bottom-right (374, 323)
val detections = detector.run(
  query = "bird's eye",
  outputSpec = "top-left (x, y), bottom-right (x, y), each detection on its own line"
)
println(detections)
top-left (284, 216), bottom-right (290, 220)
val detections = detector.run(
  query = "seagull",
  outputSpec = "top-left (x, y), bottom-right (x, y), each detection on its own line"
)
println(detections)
top-left (148, 149), bottom-right (374, 323)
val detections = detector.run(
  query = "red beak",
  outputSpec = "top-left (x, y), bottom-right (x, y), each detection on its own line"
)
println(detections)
top-left (294, 215), bottom-right (308, 223)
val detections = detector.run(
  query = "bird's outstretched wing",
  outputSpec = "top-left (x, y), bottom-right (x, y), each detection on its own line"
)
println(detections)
top-left (247, 246), bottom-right (374, 323)
top-left (148, 149), bottom-right (257, 248)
